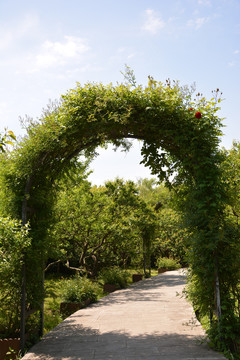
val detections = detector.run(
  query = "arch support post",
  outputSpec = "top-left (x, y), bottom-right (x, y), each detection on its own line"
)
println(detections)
top-left (20, 177), bottom-right (32, 354)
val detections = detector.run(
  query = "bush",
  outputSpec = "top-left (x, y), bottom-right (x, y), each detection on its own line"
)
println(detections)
top-left (43, 278), bottom-right (64, 334)
top-left (0, 217), bottom-right (31, 337)
top-left (61, 277), bottom-right (100, 303)
top-left (100, 267), bottom-right (130, 289)
top-left (156, 257), bottom-right (181, 270)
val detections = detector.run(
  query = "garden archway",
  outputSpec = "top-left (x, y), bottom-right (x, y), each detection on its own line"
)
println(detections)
top-left (4, 79), bottom-right (229, 351)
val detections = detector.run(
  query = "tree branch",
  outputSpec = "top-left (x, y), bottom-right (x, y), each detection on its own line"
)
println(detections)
top-left (44, 259), bottom-right (61, 273)
top-left (64, 259), bottom-right (83, 272)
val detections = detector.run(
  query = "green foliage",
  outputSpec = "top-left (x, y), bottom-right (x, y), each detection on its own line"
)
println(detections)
top-left (49, 176), bottom-right (156, 276)
top-left (6, 347), bottom-right (21, 360)
top-left (185, 268), bottom-right (240, 359)
top-left (100, 267), bottom-right (130, 289)
top-left (222, 141), bottom-right (240, 225)
top-left (43, 277), bottom-right (64, 334)
top-left (137, 178), bottom-right (189, 265)
top-left (137, 178), bottom-right (169, 207)
top-left (0, 130), bottom-right (16, 153)
top-left (154, 208), bottom-right (189, 265)
top-left (182, 141), bottom-right (240, 356)
top-left (44, 298), bottom-right (63, 334)
top-left (207, 318), bottom-right (240, 359)
top-left (156, 257), bottom-right (181, 270)
top-left (0, 217), bottom-right (31, 337)
top-left (61, 276), bottom-right (100, 303)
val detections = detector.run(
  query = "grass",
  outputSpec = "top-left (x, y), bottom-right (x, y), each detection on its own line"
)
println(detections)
top-left (44, 277), bottom-right (65, 334)
top-left (126, 268), bottom-right (158, 277)
top-left (156, 257), bottom-right (181, 270)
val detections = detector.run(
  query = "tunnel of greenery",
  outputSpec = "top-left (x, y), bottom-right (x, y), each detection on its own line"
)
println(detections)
top-left (1, 76), bottom-right (239, 356)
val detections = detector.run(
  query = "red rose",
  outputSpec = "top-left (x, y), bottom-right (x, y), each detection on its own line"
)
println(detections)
top-left (189, 108), bottom-right (193, 111)
top-left (195, 111), bottom-right (202, 119)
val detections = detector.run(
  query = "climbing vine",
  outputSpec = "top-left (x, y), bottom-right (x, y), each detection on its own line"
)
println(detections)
top-left (1, 77), bottom-right (239, 356)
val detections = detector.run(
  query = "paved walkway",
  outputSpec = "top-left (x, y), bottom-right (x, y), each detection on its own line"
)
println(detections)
top-left (22, 270), bottom-right (226, 360)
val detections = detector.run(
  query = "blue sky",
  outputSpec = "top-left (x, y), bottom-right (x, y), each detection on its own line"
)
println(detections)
top-left (0, 0), bottom-right (239, 184)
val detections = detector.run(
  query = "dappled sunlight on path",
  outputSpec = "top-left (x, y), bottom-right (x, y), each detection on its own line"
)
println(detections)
top-left (22, 270), bottom-right (226, 360)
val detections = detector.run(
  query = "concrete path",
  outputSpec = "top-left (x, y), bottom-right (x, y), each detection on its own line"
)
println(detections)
top-left (22, 270), bottom-right (226, 360)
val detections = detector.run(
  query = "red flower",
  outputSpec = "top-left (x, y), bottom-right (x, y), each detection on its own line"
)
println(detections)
top-left (195, 111), bottom-right (202, 119)
top-left (188, 108), bottom-right (193, 111)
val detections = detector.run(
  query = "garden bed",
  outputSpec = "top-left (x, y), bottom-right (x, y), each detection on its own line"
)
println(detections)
top-left (60, 299), bottom-right (91, 316)
top-left (0, 338), bottom-right (20, 360)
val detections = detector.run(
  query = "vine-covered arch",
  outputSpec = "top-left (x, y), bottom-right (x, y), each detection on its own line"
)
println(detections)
top-left (2, 79), bottom-right (234, 352)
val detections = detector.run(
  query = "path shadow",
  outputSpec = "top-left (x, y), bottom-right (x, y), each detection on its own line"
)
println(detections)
top-left (24, 321), bottom-right (225, 360)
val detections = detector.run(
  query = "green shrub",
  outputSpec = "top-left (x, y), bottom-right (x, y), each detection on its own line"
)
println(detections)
top-left (156, 257), bottom-right (181, 270)
top-left (61, 277), bottom-right (100, 303)
top-left (101, 267), bottom-right (130, 289)
top-left (44, 278), bottom-right (64, 334)
top-left (0, 217), bottom-right (31, 337)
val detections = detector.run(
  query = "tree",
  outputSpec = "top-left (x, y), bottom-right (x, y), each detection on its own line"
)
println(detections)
top-left (49, 176), bottom-right (156, 276)
top-left (222, 141), bottom-right (240, 224)
top-left (49, 178), bottom-right (113, 276)
top-left (104, 179), bottom-right (157, 275)
top-left (137, 178), bottom-right (189, 265)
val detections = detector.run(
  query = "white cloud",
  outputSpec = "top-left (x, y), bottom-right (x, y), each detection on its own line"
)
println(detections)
top-left (187, 17), bottom-right (209, 30)
top-left (35, 36), bottom-right (90, 69)
top-left (142, 9), bottom-right (166, 34)
top-left (234, 50), bottom-right (240, 54)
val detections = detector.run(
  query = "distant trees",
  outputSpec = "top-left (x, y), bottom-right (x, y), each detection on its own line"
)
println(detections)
top-left (137, 178), bottom-right (189, 265)
top-left (46, 172), bottom-right (189, 278)
top-left (48, 174), bottom-right (158, 277)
